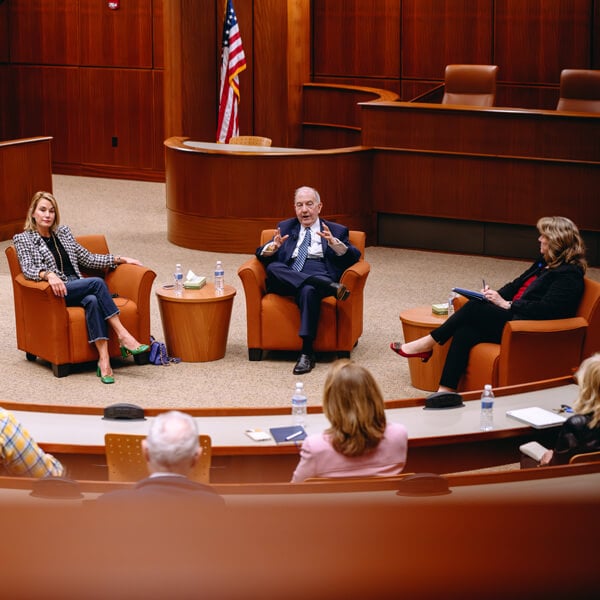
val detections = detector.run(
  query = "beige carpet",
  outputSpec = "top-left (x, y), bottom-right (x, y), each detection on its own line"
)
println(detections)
top-left (1, 175), bottom-right (598, 410)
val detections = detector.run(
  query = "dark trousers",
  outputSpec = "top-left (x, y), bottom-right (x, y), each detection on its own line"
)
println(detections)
top-left (265, 259), bottom-right (334, 340)
top-left (431, 300), bottom-right (512, 389)
top-left (65, 277), bottom-right (120, 343)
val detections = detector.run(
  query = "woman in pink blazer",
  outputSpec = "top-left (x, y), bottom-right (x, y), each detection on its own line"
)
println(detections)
top-left (291, 360), bottom-right (408, 482)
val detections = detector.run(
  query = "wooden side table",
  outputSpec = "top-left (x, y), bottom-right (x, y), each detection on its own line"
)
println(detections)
top-left (156, 283), bottom-right (236, 362)
top-left (399, 305), bottom-right (450, 392)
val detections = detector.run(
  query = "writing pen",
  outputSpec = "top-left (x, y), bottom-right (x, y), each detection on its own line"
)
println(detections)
top-left (482, 278), bottom-right (487, 290)
top-left (285, 430), bottom-right (304, 441)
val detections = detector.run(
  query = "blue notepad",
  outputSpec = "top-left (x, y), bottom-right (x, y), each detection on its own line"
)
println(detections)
top-left (452, 287), bottom-right (486, 302)
top-left (269, 426), bottom-right (307, 444)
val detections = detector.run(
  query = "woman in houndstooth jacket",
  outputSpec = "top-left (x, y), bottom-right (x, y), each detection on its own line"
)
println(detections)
top-left (13, 191), bottom-right (149, 384)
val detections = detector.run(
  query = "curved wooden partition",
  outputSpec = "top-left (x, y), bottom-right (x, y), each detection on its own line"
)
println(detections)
top-left (0, 136), bottom-right (53, 241)
top-left (164, 137), bottom-right (374, 253)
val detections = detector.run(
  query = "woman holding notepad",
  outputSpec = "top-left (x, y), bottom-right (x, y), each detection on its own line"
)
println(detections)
top-left (390, 216), bottom-right (587, 392)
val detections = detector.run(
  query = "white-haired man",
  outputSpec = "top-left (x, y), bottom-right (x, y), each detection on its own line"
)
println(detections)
top-left (256, 186), bottom-right (361, 374)
top-left (98, 411), bottom-right (223, 505)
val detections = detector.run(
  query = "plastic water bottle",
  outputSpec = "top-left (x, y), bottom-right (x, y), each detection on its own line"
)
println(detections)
top-left (174, 263), bottom-right (183, 297)
top-left (214, 260), bottom-right (225, 295)
top-left (447, 291), bottom-right (456, 317)
top-left (291, 381), bottom-right (307, 427)
top-left (480, 384), bottom-right (494, 431)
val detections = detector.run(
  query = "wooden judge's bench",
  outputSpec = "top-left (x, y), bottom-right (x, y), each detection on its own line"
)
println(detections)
top-left (165, 96), bottom-right (600, 263)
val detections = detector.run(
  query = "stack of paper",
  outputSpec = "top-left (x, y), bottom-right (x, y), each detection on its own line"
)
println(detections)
top-left (506, 407), bottom-right (567, 429)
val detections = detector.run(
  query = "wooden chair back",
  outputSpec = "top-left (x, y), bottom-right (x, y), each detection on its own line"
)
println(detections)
top-left (569, 450), bottom-right (600, 465)
top-left (229, 135), bottom-right (272, 146)
top-left (104, 433), bottom-right (212, 483)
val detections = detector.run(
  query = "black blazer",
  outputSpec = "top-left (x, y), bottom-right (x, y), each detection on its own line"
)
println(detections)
top-left (551, 413), bottom-right (600, 465)
top-left (498, 256), bottom-right (585, 320)
top-left (256, 217), bottom-right (361, 282)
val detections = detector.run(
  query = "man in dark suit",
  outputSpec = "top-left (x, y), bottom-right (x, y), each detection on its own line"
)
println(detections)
top-left (256, 186), bottom-right (361, 374)
top-left (96, 411), bottom-right (223, 506)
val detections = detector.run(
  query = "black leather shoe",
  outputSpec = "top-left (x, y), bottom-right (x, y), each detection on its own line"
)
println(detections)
top-left (293, 353), bottom-right (315, 375)
top-left (330, 282), bottom-right (350, 301)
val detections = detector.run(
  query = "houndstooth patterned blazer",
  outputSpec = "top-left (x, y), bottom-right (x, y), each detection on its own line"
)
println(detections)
top-left (13, 225), bottom-right (116, 282)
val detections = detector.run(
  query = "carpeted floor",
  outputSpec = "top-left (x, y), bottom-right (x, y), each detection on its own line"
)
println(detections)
top-left (1, 175), bottom-right (598, 410)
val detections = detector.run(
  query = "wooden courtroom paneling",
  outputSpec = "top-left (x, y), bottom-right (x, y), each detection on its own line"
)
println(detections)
top-left (360, 102), bottom-right (600, 163)
top-left (0, 2), bottom-right (8, 63)
top-left (401, 0), bottom-right (494, 80)
top-left (79, 68), bottom-right (157, 171)
top-left (312, 75), bottom-right (401, 97)
top-left (595, 0), bottom-right (600, 68)
top-left (79, 0), bottom-right (153, 68)
top-left (0, 137), bottom-right (53, 241)
top-left (164, 138), bottom-right (373, 253)
top-left (163, 0), bottom-right (217, 140)
top-left (494, 0), bottom-right (593, 84)
top-left (8, 0), bottom-right (79, 65)
top-left (12, 66), bottom-right (82, 166)
top-left (253, 0), bottom-right (310, 147)
top-left (313, 0), bottom-right (401, 79)
top-left (0, 66), bottom-right (14, 140)
top-left (303, 83), bottom-right (399, 128)
top-left (373, 149), bottom-right (600, 233)
top-left (153, 0), bottom-right (164, 69)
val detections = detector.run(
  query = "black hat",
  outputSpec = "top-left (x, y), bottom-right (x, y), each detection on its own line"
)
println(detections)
top-left (103, 403), bottom-right (145, 420)
top-left (423, 391), bottom-right (464, 410)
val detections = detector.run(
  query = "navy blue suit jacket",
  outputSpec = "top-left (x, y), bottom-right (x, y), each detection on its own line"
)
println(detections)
top-left (256, 217), bottom-right (361, 282)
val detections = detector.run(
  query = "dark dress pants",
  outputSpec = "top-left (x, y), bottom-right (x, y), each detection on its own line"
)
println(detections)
top-left (431, 299), bottom-right (512, 389)
top-left (265, 259), bottom-right (333, 340)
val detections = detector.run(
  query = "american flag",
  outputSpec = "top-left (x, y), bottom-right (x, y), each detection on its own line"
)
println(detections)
top-left (216, 0), bottom-right (247, 143)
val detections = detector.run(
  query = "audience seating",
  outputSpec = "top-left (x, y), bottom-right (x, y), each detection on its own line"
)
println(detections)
top-left (229, 135), bottom-right (272, 146)
top-left (442, 64), bottom-right (498, 107)
top-left (104, 433), bottom-right (212, 483)
top-left (556, 69), bottom-right (600, 113)
top-left (569, 450), bottom-right (600, 465)
top-left (457, 277), bottom-right (600, 392)
top-left (237, 229), bottom-right (370, 360)
top-left (5, 235), bottom-right (156, 377)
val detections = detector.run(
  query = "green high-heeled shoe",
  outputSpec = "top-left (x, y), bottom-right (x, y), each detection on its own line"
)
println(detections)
top-left (120, 343), bottom-right (150, 358)
top-left (97, 364), bottom-right (115, 384)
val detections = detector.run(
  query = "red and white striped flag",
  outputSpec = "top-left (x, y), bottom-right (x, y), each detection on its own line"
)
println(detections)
top-left (216, 0), bottom-right (247, 143)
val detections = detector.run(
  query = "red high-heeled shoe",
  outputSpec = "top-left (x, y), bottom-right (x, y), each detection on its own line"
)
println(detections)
top-left (390, 342), bottom-right (433, 363)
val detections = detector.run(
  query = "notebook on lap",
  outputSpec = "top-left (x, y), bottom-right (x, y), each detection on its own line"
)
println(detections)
top-left (452, 287), bottom-right (486, 302)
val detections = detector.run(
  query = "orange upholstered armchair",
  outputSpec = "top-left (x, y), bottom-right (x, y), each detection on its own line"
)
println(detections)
top-left (5, 235), bottom-right (156, 377)
top-left (457, 277), bottom-right (600, 392)
top-left (237, 230), bottom-right (370, 360)
top-left (442, 64), bottom-right (498, 107)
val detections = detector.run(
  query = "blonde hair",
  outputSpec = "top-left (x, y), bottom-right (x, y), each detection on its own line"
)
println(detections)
top-left (323, 359), bottom-right (386, 457)
top-left (536, 216), bottom-right (587, 272)
top-left (24, 191), bottom-right (61, 233)
top-left (573, 353), bottom-right (600, 429)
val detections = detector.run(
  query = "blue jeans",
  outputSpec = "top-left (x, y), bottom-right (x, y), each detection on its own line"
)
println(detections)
top-left (65, 277), bottom-right (119, 343)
